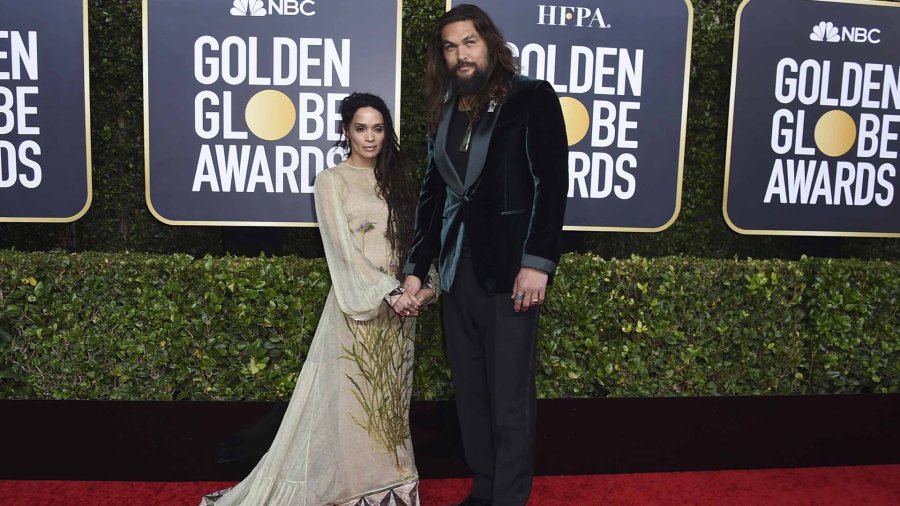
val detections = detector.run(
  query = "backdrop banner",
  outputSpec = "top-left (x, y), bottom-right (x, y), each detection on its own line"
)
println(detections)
top-left (448, 0), bottom-right (693, 231)
top-left (143, 0), bottom-right (401, 226)
top-left (0, 0), bottom-right (91, 222)
top-left (725, 0), bottom-right (900, 237)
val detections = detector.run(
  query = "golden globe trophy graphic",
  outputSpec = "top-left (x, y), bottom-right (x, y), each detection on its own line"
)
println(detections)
top-left (559, 97), bottom-right (591, 151)
top-left (725, 0), bottom-right (899, 236)
top-left (244, 90), bottom-right (297, 141)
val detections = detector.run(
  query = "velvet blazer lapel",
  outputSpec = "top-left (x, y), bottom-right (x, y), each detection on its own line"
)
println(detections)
top-left (434, 99), bottom-right (464, 195)
top-left (463, 101), bottom-right (502, 190)
top-left (434, 95), bottom-right (503, 195)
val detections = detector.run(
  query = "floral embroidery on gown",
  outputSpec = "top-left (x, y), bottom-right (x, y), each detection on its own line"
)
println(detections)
top-left (202, 162), bottom-right (436, 506)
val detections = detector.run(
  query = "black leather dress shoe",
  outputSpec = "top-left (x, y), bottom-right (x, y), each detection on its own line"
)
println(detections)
top-left (448, 496), bottom-right (492, 506)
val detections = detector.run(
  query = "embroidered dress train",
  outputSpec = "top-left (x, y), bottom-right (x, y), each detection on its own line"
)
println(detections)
top-left (202, 162), bottom-right (432, 506)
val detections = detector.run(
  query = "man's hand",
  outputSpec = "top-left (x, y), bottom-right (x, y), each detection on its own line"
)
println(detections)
top-left (403, 275), bottom-right (422, 296)
top-left (511, 267), bottom-right (548, 313)
top-left (392, 292), bottom-right (420, 317)
top-left (415, 288), bottom-right (436, 306)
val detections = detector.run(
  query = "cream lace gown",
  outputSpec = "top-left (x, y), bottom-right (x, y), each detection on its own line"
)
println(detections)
top-left (203, 162), bottom-right (432, 506)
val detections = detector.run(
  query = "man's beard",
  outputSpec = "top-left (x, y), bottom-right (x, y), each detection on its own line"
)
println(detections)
top-left (451, 63), bottom-right (489, 97)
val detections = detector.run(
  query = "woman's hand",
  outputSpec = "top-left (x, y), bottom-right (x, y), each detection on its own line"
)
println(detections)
top-left (392, 292), bottom-right (421, 317)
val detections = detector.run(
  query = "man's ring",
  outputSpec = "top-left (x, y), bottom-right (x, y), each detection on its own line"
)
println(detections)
top-left (532, 299), bottom-right (540, 303)
top-left (515, 293), bottom-right (524, 301)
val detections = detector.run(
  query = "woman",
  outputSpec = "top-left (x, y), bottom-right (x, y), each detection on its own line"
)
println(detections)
top-left (203, 93), bottom-right (436, 505)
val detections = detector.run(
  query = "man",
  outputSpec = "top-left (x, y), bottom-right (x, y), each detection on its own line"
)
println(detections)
top-left (392, 4), bottom-right (568, 506)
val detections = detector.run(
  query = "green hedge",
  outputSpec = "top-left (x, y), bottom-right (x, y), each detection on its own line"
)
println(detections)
top-left (1, 251), bottom-right (896, 400)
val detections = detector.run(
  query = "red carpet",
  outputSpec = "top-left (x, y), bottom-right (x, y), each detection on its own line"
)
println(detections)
top-left (1, 466), bottom-right (899, 505)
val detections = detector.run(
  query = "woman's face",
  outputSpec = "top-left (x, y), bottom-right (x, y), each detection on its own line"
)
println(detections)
top-left (344, 106), bottom-right (385, 167)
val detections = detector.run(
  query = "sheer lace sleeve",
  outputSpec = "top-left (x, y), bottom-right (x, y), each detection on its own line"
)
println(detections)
top-left (422, 264), bottom-right (441, 305)
top-left (314, 169), bottom-right (401, 321)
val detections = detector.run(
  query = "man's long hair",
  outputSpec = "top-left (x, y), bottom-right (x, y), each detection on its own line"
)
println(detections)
top-left (338, 93), bottom-right (417, 278)
top-left (424, 4), bottom-right (518, 133)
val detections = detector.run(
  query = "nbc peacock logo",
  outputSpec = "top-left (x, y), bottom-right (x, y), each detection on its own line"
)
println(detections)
top-left (810, 21), bottom-right (839, 42)
top-left (229, 0), bottom-right (317, 17)
top-left (809, 20), bottom-right (882, 44)
top-left (231, 0), bottom-right (266, 16)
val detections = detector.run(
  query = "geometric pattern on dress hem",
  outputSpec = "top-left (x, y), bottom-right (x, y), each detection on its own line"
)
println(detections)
top-left (333, 479), bottom-right (419, 506)
top-left (200, 480), bottom-right (418, 506)
top-left (199, 487), bottom-right (232, 505)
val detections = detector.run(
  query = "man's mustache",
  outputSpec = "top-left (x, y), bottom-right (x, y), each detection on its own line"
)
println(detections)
top-left (454, 61), bottom-right (475, 72)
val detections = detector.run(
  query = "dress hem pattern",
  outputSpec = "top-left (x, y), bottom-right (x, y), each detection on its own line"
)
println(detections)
top-left (201, 477), bottom-right (419, 506)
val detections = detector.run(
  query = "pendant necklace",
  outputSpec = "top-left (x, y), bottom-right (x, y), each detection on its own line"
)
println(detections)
top-left (459, 107), bottom-right (475, 152)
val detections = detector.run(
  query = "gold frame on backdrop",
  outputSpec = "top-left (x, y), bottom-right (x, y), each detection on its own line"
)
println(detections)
top-left (723, 0), bottom-right (900, 238)
top-left (142, 0), bottom-right (404, 227)
top-left (0, 0), bottom-right (93, 223)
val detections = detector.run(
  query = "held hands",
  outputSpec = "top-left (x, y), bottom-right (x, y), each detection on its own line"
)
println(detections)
top-left (391, 275), bottom-right (432, 317)
top-left (511, 267), bottom-right (548, 313)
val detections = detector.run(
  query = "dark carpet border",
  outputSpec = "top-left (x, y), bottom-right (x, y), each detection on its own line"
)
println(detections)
top-left (0, 395), bottom-right (897, 481)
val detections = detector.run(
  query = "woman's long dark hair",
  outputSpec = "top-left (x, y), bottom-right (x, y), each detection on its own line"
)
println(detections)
top-left (424, 4), bottom-right (519, 132)
top-left (339, 93), bottom-right (416, 278)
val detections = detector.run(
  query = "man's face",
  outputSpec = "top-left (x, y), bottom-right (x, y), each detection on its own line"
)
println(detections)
top-left (441, 20), bottom-right (490, 96)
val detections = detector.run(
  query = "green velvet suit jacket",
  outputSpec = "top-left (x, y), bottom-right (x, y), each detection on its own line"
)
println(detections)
top-left (404, 75), bottom-right (569, 294)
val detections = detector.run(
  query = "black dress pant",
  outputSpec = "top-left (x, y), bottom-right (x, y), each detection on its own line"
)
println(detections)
top-left (443, 250), bottom-right (540, 506)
